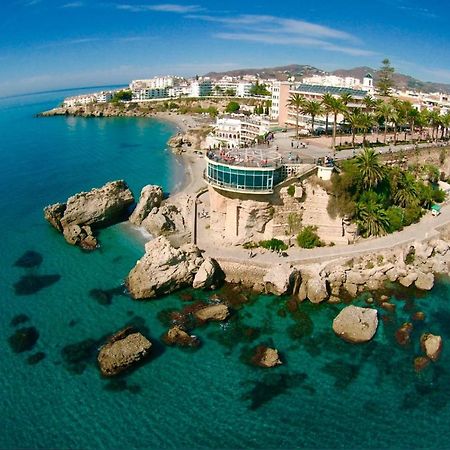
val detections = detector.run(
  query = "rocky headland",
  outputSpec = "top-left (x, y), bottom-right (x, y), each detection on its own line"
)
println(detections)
top-left (44, 180), bottom-right (134, 249)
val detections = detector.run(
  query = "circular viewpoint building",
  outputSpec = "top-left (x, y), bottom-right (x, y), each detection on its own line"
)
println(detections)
top-left (204, 147), bottom-right (287, 195)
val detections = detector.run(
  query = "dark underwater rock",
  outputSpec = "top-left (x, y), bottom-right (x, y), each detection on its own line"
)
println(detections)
top-left (8, 327), bottom-right (39, 353)
top-left (13, 251), bottom-right (43, 268)
top-left (61, 338), bottom-right (99, 374)
top-left (10, 314), bottom-right (30, 327)
top-left (14, 274), bottom-right (60, 295)
top-left (27, 352), bottom-right (46, 365)
top-left (89, 288), bottom-right (112, 306)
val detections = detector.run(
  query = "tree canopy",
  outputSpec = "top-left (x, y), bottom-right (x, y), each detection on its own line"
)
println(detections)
top-left (377, 58), bottom-right (395, 96)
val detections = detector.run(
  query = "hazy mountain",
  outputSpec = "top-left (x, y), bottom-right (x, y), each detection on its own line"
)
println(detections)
top-left (204, 64), bottom-right (450, 94)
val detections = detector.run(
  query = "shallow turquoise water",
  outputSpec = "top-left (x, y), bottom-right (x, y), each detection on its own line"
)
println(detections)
top-left (1, 90), bottom-right (450, 449)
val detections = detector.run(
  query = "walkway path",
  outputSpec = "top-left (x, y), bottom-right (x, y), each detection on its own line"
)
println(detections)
top-left (196, 135), bottom-right (450, 267)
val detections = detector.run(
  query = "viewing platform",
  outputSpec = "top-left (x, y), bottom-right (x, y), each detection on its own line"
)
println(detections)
top-left (204, 147), bottom-right (327, 194)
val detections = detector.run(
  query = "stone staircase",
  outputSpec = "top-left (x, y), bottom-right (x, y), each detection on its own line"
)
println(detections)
top-left (301, 182), bottom-right (349, 245)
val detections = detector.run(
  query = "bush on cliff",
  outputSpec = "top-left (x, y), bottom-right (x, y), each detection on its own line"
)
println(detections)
top-left (259, 239), bottom-right (288, 252)
top-left (296, 226), bottom-right (323, 249)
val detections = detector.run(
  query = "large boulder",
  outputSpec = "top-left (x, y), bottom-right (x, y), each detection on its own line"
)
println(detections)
top-left (421, 333), bottom-right (443, 362)
top-left (306, 277), bottom-right (328, 303)
top-left (97, 327), bottom-right (152, 376)
top-left (264, 264), bottom-right (300, 296)
top-left (195, 304), bottom-right (229, 322)
top-left (414, 272), bottom-right (434, 291)
top-left (141, 204), bottom-right (187, 236)
top-left (44, 180), bottom-right (134, 248)
top-left (129, 185), bottom-right (163, 225)
top-left (333, 306), bottom-right (378, 343)
top-left (192, 257), bottom-right (224, 290)
top-left (126, 236), bottom-right (204, 299)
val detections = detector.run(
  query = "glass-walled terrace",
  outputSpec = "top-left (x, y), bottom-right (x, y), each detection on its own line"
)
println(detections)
top-left (205, 159), bottom-right (283, 194)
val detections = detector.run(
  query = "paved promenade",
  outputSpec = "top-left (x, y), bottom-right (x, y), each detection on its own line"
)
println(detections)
top-left (194, 133), bottom-right (450, 266)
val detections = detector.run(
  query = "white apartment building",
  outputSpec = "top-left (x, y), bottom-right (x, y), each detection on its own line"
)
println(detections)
top-left (63, 90), bottom-right (115, 107)
top-left (129, 76), bottom-right (175, 91)
top-left (206, 115), bottom-right (270, 149)
top-left (236, 82), bottom-right (253, 97)
top-left (190, 80), bottom-right (213, 97)
top-left (302, 73), bottom-right (374, 95)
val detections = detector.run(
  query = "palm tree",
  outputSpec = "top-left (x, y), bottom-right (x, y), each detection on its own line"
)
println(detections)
top-left (345, 110), bottom-right (364, 149)
top-left (441, 112), bottom-right (450, 140)
top-left (390, 98), bottom-right (406, 145)
top-left (376, 101), bottom-right (394, 144)
top-left (286, 93), bottom-right (305, 139)
top-left (405, 103), bottom-right (420, 143)
top-left (360, 113), bottom-right (376, 144)
top-left (363, 95), bottom-right (377, 113)
top-left (393, 172), bottom-right (419, 207)
top-left (322, 94), bottom-right (347, 151)
top-left (301, 100), bottom-right (324, 135)
top-left (356, 200), bottom-right (390, 237)
top-left (340, 93), bottom-right (353, 106)
top-left (428, 109), bottom-right (442, 143)
top-left (355, 147), bottom-right (385, 189)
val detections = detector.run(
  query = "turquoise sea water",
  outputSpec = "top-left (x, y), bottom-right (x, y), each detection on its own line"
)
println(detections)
top-left (1, 90), bottom-right (450, 449)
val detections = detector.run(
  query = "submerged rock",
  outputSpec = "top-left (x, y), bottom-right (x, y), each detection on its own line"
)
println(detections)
top-left (97, 327), bottom-right (152, 376)
top-left (195, 304), bottom-right (230, 322)
top-left (421, 333), bottom-right (442, 362)
top-left (13, 250), bottom-right (43, 268)
top-left (162, 325), bottom-right (200, 347)
top-left (396, 323), bottom-right (413, 346)
top-left (89, 288), bottom-right (112, 306)
top-left (44, 180), bottom-right (134, 248)
top-left (13, 274), bottom-right (60, 295)
top-left (332, 306), bottom-right (378, 344)
top-left (8, 327), bottom-right (39, 353)
top-left (10, 314), bottom-right (30, 327)
top-left (414, 356), bottom-right (430, 372)
top-left (129, 185), bottom-right (163, 226)
top-left (27, 352), bottom-right (46, 365)
top-left (252, 346), bottom-right (283, 368)
top-left (126, 236), bottom-right (204, 299)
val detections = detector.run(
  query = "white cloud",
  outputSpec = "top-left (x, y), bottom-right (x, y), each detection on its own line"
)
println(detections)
top-left (214, 32), bottom-right (375, 57)
top-left (61, 2), bottom-right (84, 8)
top-left (116, 3), bottom-right (203, 13)
top-left (186, 13), bottom-right (372, 57)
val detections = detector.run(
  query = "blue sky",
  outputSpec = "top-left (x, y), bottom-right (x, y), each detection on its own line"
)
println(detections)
top-left (1, 0), bottom-right (450, 96)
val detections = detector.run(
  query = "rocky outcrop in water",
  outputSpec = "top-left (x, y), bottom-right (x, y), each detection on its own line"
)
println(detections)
top-left (97, 327), bottom-right (152, 376)
top-left (162, 325), bottom-right (200, 347)
top-left (126, 236), bottom-right (204, 299)
top-left (129, 185), bottom-right (163, 226)
top-left (44, 180), bottom-right (134, 249)
top-left (252, 346), bottom-right (282, 368)
top-left (194, 304), bottom-right (230, 322)
top-left (333, 306), bottom-right (378, 343)
top-left (421, 333), bottom-right (442, 361)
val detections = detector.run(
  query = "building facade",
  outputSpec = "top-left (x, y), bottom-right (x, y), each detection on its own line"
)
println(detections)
top-left (205, 115), bottom-right (271, 149)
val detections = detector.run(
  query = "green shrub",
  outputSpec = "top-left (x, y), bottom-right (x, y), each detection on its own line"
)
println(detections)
top-left (287, 185), bottom-right (295, 196)
top-left (243, 241), bottom-right (258, 249)
top-left (432, 188), bottom-right (446, 203)
top-left (386, 206), bottom-right (404, 232)
top-left (403, 205), bottom-right (423, 226)
top-left (225, 101), bottom-right (240, 113)
top-left (259, 238), bottom-right (288, 251)
top-left (296, 226), bottom-right (323, 249)
top-left (405, 248), bottom-right (415, 265)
